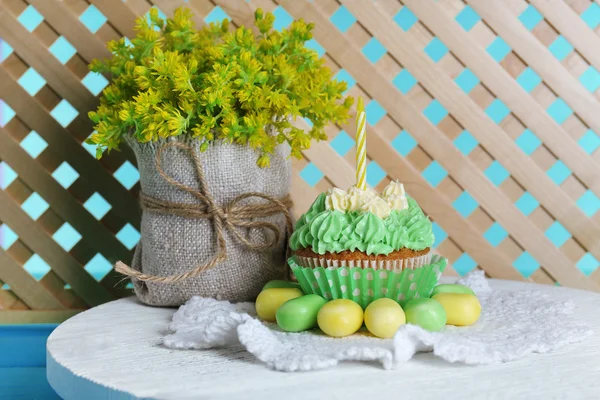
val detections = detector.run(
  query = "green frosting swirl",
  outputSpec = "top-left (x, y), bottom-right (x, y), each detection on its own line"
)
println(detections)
top-left (290, 193), bottom-right (434, 255)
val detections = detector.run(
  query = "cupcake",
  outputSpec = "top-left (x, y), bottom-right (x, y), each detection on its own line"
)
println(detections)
top-left (288, 181), bottom-right (446, 308)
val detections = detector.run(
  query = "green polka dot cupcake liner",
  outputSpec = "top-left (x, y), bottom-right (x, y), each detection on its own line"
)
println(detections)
top-left (288, 254), bottom-right (447, 309)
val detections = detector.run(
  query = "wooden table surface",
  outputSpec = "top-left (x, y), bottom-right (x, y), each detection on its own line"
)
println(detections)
top-left (47, 279), bottom-right (600, 400)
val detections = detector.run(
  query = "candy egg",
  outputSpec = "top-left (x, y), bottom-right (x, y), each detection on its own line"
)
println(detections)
top-left (317, 299), bottom-right (363, 337)
top-left (262, 280), bottom-right (302, 291)
top-left (403, 298), bottom-right (447, 332)
top-left (432, 293), bottom-right (481, 326)
top-left (364, 298), bottom-right (406, 338)
top-left (276, 294), bottom-right (327, 332)
top-left (430, 284), bottom-right (475, 297)
top-left (255, 288), bottom-right (304, 322)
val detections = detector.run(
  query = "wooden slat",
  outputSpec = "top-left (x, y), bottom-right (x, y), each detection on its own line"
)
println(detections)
top-left (27, 0), bottom-right (111, 63)
top-left (407, 0), bottom-right (600, 204)
top-left (0, 248), bottom-right (64, 309)
top-left (0, 309), bottom-right (81, 323)
top-left (0, 67), bottom-right (141, 228)
top-left (0, 127), bottom-right (132, 262)
top-left (530, 0), bottom-right (600, 73)
top-left (0, 190), bottom-right (115, 306)
top-left (278, 0), bottom-right (598, 290)
top-left (467, 0), bottom-right (600, 135)
top-left (88, 0), bottom-right (138, 38)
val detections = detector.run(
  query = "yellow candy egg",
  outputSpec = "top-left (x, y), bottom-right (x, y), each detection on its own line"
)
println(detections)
top-left (364, 298), bottom-right (406, 338)
top-left (255, 288), bottom-right (303, 322)
top-left (432, 293), bottom-right (481, 326)
top-left (317, 299), bottom-right (363, 337)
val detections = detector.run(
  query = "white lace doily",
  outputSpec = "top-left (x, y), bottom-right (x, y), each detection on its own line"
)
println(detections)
top-left (163, 271), bottom-right (593, 372)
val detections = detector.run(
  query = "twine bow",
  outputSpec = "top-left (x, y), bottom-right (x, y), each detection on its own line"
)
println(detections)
top-left (115, 142), bottom-right (293, 284)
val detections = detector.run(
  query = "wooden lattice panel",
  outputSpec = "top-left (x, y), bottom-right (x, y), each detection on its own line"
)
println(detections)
top-left (2, 0), bottom-right (600, 322)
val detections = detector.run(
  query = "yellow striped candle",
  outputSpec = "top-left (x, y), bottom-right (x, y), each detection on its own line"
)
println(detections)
top-left (355, 97), bottom-right (367, 190)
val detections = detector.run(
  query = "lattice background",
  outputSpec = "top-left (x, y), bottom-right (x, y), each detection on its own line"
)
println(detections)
top-left (2, 0), bottom-right (600, 323)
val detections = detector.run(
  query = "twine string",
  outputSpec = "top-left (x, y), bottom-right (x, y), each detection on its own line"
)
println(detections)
top-left (115, 142), bottom-right (293, 284)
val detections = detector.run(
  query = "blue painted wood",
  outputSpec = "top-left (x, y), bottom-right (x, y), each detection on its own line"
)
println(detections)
top-left (0, 325), bottom-right (59, 398)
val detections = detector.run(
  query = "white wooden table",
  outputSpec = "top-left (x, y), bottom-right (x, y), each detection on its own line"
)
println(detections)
top-left (47, 279), bottom-right (600, 399)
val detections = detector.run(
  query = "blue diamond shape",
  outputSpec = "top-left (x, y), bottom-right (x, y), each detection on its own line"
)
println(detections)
top-left (486, 37), bottom-right (511, 62)
top-left (362, 37), bottom-right (387, 64)
top-left (21, 193), bottom-right (49, 221)
top-left (513, 252), bottom-right (539, 278)
top-left (0, 101), bottom-right (16, 127)
top-left (20, 131), bottom-right (48, 159)
top-left (50, 100), bottom-right (79, 127)
top-left (0, 161), bottom-right (17, 190)
top-left (578, 130), bottom-right (600, 154)
top-left (485, 161), bottom-right (510, 186)
top-left (484, 222), bottom-right (508, 247)
top-left (116, 223), bottom-right (141, 250)
top-left (300, 162), bottom-right (324, 187)
top-left (1, 40), bottom-right (14, 62)
top-left (545, 221), bottom-right (571, 247)
top-left (53, 223), bottom-right (82, 251)
top-left (547, 160), bottom-right (571, 185)
top-left (422, 161), bottom-right (447, 187)
top-left (454, 130), bottom-right (478, 155)
top-left (52, 162), bottom-right (79, 189)
top-left (18, 5), bottom-right (44, 32)
top-left (516, 67), bottom-right (542, 93)
top-left (424, 38), bottom-right (448, 62)
top-left (305, 39), bottom-right (325, 58)
top-left (83, 134), bottom-right (98, 157)
top-left (330, 5), bottom-right (356, 33)
top-left (577, 253), bottom-right (599, 276)
top-left (515, 192), bottom-right (539, 216)
top-left (365, 100), bottom-right (386, 125)
top-left (330, 130), bottom-right (355, 157)
top-left (453, 253), bottom-right (477, 275)
top-left (577, 190), bottom-right (600, 217)
top-left (393, 69), bottom-right (417, 94)
top-left (85, 253), bottom-right (113, 281)
top-left (79, 5), bottom-right (107, 33)
top-left (0, 224), bottom-right (18, 251)
top-left (205, 6), bottom-right (230, 24)
top-left (431, 222), bottom-right (447, 248)
top-left (23, 254), bottom-right (51, 280)
top-left (113, 161), bottom-right (140, 190)
top-left (547, 98), bottom-right (573, 124)
top-left (334, 69), bottom-right (356, 94)
top-left (393, 6), bottom-right (417, 31)
top-left (367, 161), bottom-right (386, 187)
top-left (84, 192), bottom-right (112, 220)
top-left (423, 99), bottom-right (448, 125)
top-left (581, 3), bottom-right (600, 29)
top-left (453, 191), bottom-right (479, 218)
top-left (485, 99), bottom-right (510, 124)
top-left (455, 68), bottom-right (479, 94)
top-left (49, 36), bottom-right (77, 65)
top-left (579, 66), bottom-right (600, 93)
top-left (455, 5), bottom-right (480, 31)
top-left (18, 68), bottom-right (46, 96)
top-left (81, 72), bottom-right (109, 96)
top-left (391, 130), bottom-right (417, 156)
top-left (273, 6), bottom-right (293, 31)
top-left (518, 5), bottom-right (543, 30)
top-left (548, 36), bottom-right (573, 61)
top-left (515, 129), bottom-right (541, 155)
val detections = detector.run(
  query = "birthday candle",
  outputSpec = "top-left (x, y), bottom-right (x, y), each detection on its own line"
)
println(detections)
top-left (356, 97), bottom-right (367, 190)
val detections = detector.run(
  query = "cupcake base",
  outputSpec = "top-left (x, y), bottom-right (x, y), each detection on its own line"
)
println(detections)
top-left (289, 254), bottom-right (447, 308)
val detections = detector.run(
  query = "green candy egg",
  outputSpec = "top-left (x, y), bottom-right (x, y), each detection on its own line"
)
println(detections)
top-left (276, 294), bottom-right (327, 332)
top-left (404, 298), bottom-right (447, 332)
top-left (430, 284), bottom-right (475, 297)
top-left (263, 280), bottom-right (302, 291)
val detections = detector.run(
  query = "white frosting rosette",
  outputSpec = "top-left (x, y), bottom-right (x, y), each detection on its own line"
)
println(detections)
top-left (324, 180), bottom-right (409, 219)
